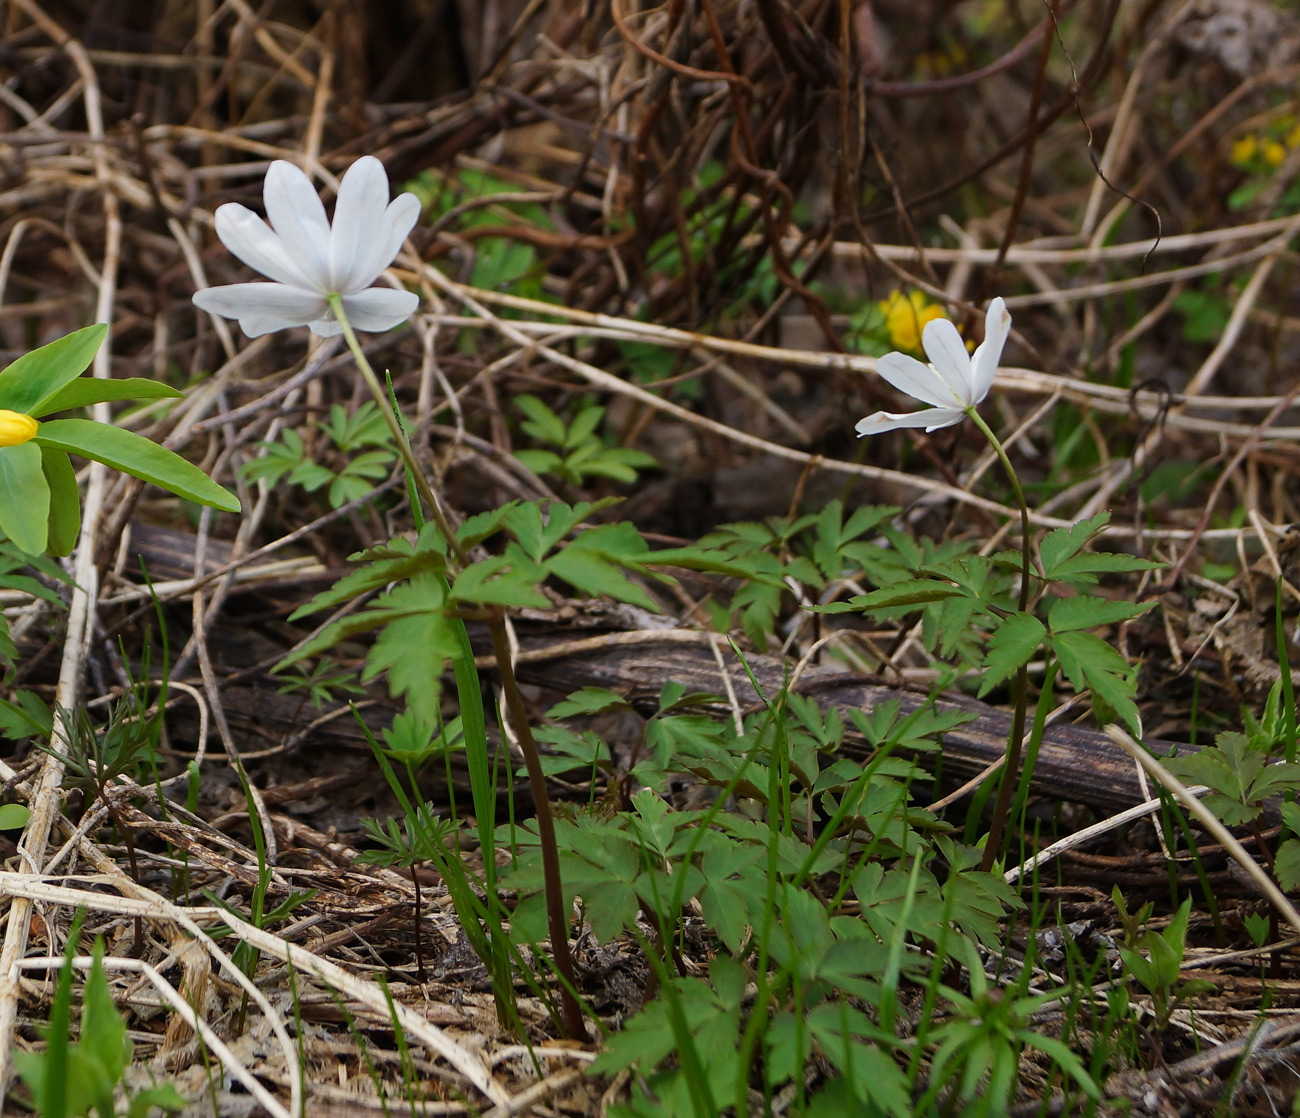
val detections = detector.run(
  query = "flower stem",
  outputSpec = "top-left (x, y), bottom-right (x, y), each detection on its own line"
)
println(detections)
top-left (488, 613), bottom-right (585, 1038)
top-left (327, 294), bottom-right (584, 1035)
top-left (967, 409), bottom-right (1034, 873)
top-left (325, 293), bottom-right (467, 566)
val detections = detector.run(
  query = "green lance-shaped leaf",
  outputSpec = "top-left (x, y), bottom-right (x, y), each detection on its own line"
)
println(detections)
top-left (31, 377), bottom-right (184, 418)
top-left (40, 446), bottom-right (80, 557)
top-left (0, 442), bottom-right (50, 554)
top-left (35, 418), bottom-right (240, 513)
top-left (0, 323), bottom-right (107, 414)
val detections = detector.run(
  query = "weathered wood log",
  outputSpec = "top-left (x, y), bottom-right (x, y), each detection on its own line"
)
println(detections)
top-left (510, 635), bottom-right (1172, 816)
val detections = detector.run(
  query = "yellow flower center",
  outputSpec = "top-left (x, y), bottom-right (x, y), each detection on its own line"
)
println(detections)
top-left (0, 410), bottom-right (37, 447)
top-left (880, 289), bottom-right (945, 353)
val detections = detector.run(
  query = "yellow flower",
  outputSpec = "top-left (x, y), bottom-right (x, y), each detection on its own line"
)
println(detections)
top-left (1231, 134), bottom-right (1258, 166)
top-left (880, 289), bottom-right (945, 353)
top-left (0, 410), bottom-right (36, 447)
top-left (1264, 140), bottom-right (1287, 167)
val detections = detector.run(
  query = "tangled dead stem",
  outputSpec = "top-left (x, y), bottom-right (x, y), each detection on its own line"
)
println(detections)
top-left (2, 0), bottom-right (1300, 1114)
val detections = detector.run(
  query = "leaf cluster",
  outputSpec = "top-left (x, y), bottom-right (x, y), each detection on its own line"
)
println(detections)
top-left (0, 324), bottom-right (238, 556)
top-left (241, 400), bottom-right (397, 508)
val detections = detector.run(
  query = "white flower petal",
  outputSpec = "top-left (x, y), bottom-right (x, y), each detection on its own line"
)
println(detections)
top-left (328, 156), bottom-right (393, 292)
top-left (856, 407), bottom-right (965, 436)
top-left (263, 161), bottom-right (331, 286)
top-left (193, 282), bottom-right (328, 334)
top-left (213, 204), bottom-right (317, 289)
top-left (969, 297), bottom-right (1010, 404)
top-left (241, 314), bottom-right (318, 338)
top-left (341, 286), bottom-right (419, 332)
top-left (307, 318), bottom-right (345, 338)
top-left (372, 193), bottom-right (422, 279)
top-left (875, 352), bottom-right (962, 409)
top-left (919, 318), bottom-right (976, 405)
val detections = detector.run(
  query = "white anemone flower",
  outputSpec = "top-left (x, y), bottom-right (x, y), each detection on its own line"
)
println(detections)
top-left (192, 156), bottom-right (421, 338)
top-left (856, 297), bottom-right (1011, 436)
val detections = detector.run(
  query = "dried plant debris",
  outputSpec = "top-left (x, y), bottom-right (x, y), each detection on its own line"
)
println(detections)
top-left (1, 1), bottom-right (1300, 1115)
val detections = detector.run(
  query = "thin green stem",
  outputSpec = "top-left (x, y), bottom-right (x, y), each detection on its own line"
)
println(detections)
top-left (325, 293), bottom-right (467, 566)
top-left (967, 408), bottom-right (1034, 873)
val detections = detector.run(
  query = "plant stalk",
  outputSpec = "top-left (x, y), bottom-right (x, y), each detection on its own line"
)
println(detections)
top-left (488, 611), bottom-right (585, 1038)
top-left (326, 294), bottom-right (467, 567)
top-left (968, 409), bottom-right (1033, 873)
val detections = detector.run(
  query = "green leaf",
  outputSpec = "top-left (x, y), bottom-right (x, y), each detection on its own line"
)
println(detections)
top-left (1048, 596), bottom-right (1155, 633)
top-left (546, 687), bottom-right (629, 720)
top-left (1051, 629), bottom-right (1141, 734)
top-left (287, 537), bottom-right (447, 621)
top-left (0, 442), bottom-right (50, 554)
top-left (1045, 552), bottom-right (1163, 584)
top-left (81, 942), bottom-right (131, 1105)
top-left (41, 446), bottom-right (80, 557)
top-left (36, 419), bottom-right (240, 513)
top-left (450, 551), bottom-right (550, 608)
top-left (1039, 513), bottom-right (1111, 577)
top-left (546, 522), bottom-right (659, 609)
top-left (31, 377), bottom-right (183, 418)
top-left (0, 803), bottom-right (29, 829)
top-left (363, 605), bottom-right (457, 726)
top-left (834, 579), bottom-right (968, 612)
top-left (0, 323), bottom-right (107, 414)
top-left (1276, 838), bottom-right (1300, 892)
top-left (516, 394), bottom-right (566, 445)
top-left (0, 689), bottom-right (53, 740)
top-left (979, 613), bottom-right (1046, 697)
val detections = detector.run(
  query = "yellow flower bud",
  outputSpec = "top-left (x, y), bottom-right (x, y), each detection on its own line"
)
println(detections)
top-left (1264, 140), bottom-right (1287, 167)
top-left (1231, 134), bottom-right (1258, 166)
top-left (879, 289), bottom-right (945, 353)
top-left (0, 410), bottom-right (37, 447)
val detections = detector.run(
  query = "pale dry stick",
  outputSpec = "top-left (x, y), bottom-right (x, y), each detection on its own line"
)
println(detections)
top-left (225, 0), bottom-right (318, 88)
top-left (470, 627), bottom-right (718, 671)
top-left (1002, 784), bottom-right (1212, 885)
top-left (168, 215), bottom-right (237, 363)
top-left (1089, 63), bottom-right (1300, 253)
top-left (0, 5), bottom-right (120, 1098)
top-left (210, 905), bottom-right (512, 1105)
top-left (1000, 230), bottom-right (1298, 309)
top-left (712, 358), bottom-right (811, 444)
top-left (11, 954), bottom-right (288, 1118)
top-left (1077, 245), bottom-right (1286, 521)
top-left (417, 268), bottom-right (1051, 524)
top-left (1101, 283), bottom-right (1183, 370)
top-left (707, 631), bottom-right (745, 735)
top-left (185, 335), bottom-right (343, 435)
top-left (168, 376), bottom-right (299, 681)
top-left (100, 555), bottom-right (322, 605)
top-left (424, 275), bottom-right (1264, 542)
top-left (840, 213), bottom-right (1300, 267)
top-left (436, 296), bottom-right (1300, 424)
top-left (937, 214), bottom-right (982, 303)
top-left (1180, 935), bottom-right (1300, 973)
top-left (1104, 725), bottom-right (1300, 934)
top-left (189, 553), bottom-right (279, 866)
top-left (1077, 2), bottom-right (1168, 239)
top-left (0, 219), bottom-right (29, 306)
top-left (481, 1068), bottom-right (586, 1118)
top-left (301, 12), bottom-right (331, 164)
top-left (0, 875), bottom-right (303, 1115)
